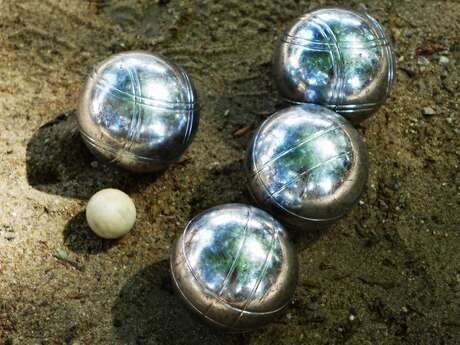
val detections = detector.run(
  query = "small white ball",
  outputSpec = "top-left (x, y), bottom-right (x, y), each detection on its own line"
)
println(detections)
top-left (86, 188), bottom-right (136, 239)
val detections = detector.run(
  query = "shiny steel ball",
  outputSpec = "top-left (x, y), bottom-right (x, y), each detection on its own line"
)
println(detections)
top-left (170, 204), bottom-right (298, 332)
top-left (78, 51), bottom-right (199, 172)
top-left (273, 7), bottom-right (395, 124)
top-left (247, 104), bottom-right (368, 231)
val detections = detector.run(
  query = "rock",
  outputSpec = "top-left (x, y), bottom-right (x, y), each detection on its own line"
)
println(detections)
top-left (54, 248), bottom-right (69, 260)
top-left (439, 56), bottom-right (449, 66)
top-left (418, 56), bottom-right (430, 65)
top-left (422, 107), bottom-right (436, 116)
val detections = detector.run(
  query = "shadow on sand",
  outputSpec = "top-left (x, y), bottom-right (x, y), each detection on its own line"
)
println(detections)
top-left (111, 259), bottom-right (253, 345)
top-left (25, 110), bottom-right (160, 200)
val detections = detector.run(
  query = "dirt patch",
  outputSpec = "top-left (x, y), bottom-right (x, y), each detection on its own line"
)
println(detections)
top-left (0, 0), bottom-right (459, 344)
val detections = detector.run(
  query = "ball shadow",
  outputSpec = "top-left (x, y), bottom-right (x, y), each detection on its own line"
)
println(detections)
top-left (26, 110), bottom-right (160, 200)
top-left (187, 160), bottom-right (251, 217)
top-left (188, 159), bottom-right (330, 252)
top-left (111, 259), bottom-right (251, 345)
top-left (209, 62), bottom-right (283, 149)
top-left (63, 211), bottom-right (118, 254)
top-left (198, 64), bottom-right (329, 251)
top-left (290, 224), bottom-right (333, 253)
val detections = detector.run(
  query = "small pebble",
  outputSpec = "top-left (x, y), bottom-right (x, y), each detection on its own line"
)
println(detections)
top-left (439, 56), bottom-right (449, 65)
top-left (55, 248), bottom-right (69, 260)
top-left (90, 161), bottom-right (99, 168)
top-left (418, 56), bottom-right (430, 66)
top-left (86, 188), bottom-right (136, 239)
top-left (422, 107), bottom-right (435, 116)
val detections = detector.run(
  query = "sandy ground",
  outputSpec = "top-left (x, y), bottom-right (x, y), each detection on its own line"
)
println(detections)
top-left (0, 0), bottom-right (459, 344)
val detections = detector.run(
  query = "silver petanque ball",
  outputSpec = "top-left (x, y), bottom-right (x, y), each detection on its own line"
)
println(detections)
top-left (273, 7), bottom-right (395, 124)
top-left (77, 51), bottom-right (199, 172)
top-left (170, 203), bottom-right (298, 332)
top-left (247, 104), bottom-right (368, 231)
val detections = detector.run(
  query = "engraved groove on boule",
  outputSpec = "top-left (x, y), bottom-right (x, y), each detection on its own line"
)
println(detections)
top-left (330, 102), bottom-right (380, 109)
top-left (334, 107), bottom-right (377, 113)
top-left (266, 191), bottom-right (351, 223)
top-left (274, 8), bottom-right (395, 123)
top-left (266, 151), bottom-right (352, 200)
top-left (94, 79), bottom-right (197, 110)
top-left (174, 210), bottom-right (291, 323)
top-left (313, 16), bottom-right (345, 107)
top-left (180, 207), bottom-right (256, 314)
top-left (182, 106), bottom-right (196, 146)
top-left (329, 102), bottom-right (382, 114)
top-left (177, 65), bottom-right (197, 145)
top-left (95, 68), bottom-right (195, 157)
top-left (171, 268), bottom-right (234, 329)
top-left (131, 68), bottom-right (145, 146)
top-left (172, 266), bottom-right (291, 322)
top-left (309, 16), bottom-right (342, 106)
top-left (232, 228), bottom-right (278, 327)
top-left (79, 130), bottom-right (175, 163)
top-left (179, 245), bottom-right (250, 315)
top-left (279, 39), bottom-right (331, 52)
top-left (282, 35), bottom-right (390, 49)
top-left (199, 207), bottom-right (252, 319)
top-left (179, 65), bottom-right (196, 105)
top-left (253, 124), bottom-right (339, 177)
top-left (78, 51), bottom-right (199, 172)
top-left (171, 205), bottom-right (297, 331)
top-left (216, 207), bottom-right (251, 297)
top-left (366, 14), bottom-right (395, 98)
top-left (247, 107), bottom-right (367, 224)
top-left (125, 65), bottom-right (141, 152)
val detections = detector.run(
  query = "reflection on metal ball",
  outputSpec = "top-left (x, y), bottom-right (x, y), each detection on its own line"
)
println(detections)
top-left (170, 204), bottom-right (298, 332)
top-left (247, 105), bottom-right (368, 231)
top-left (78, 51), bottom-right (199, 172)
top-left (273, 7), bottom-right (395, 124)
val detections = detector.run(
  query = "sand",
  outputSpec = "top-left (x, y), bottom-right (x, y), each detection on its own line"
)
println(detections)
top-left (0, 0), bottom-right (459, 344)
